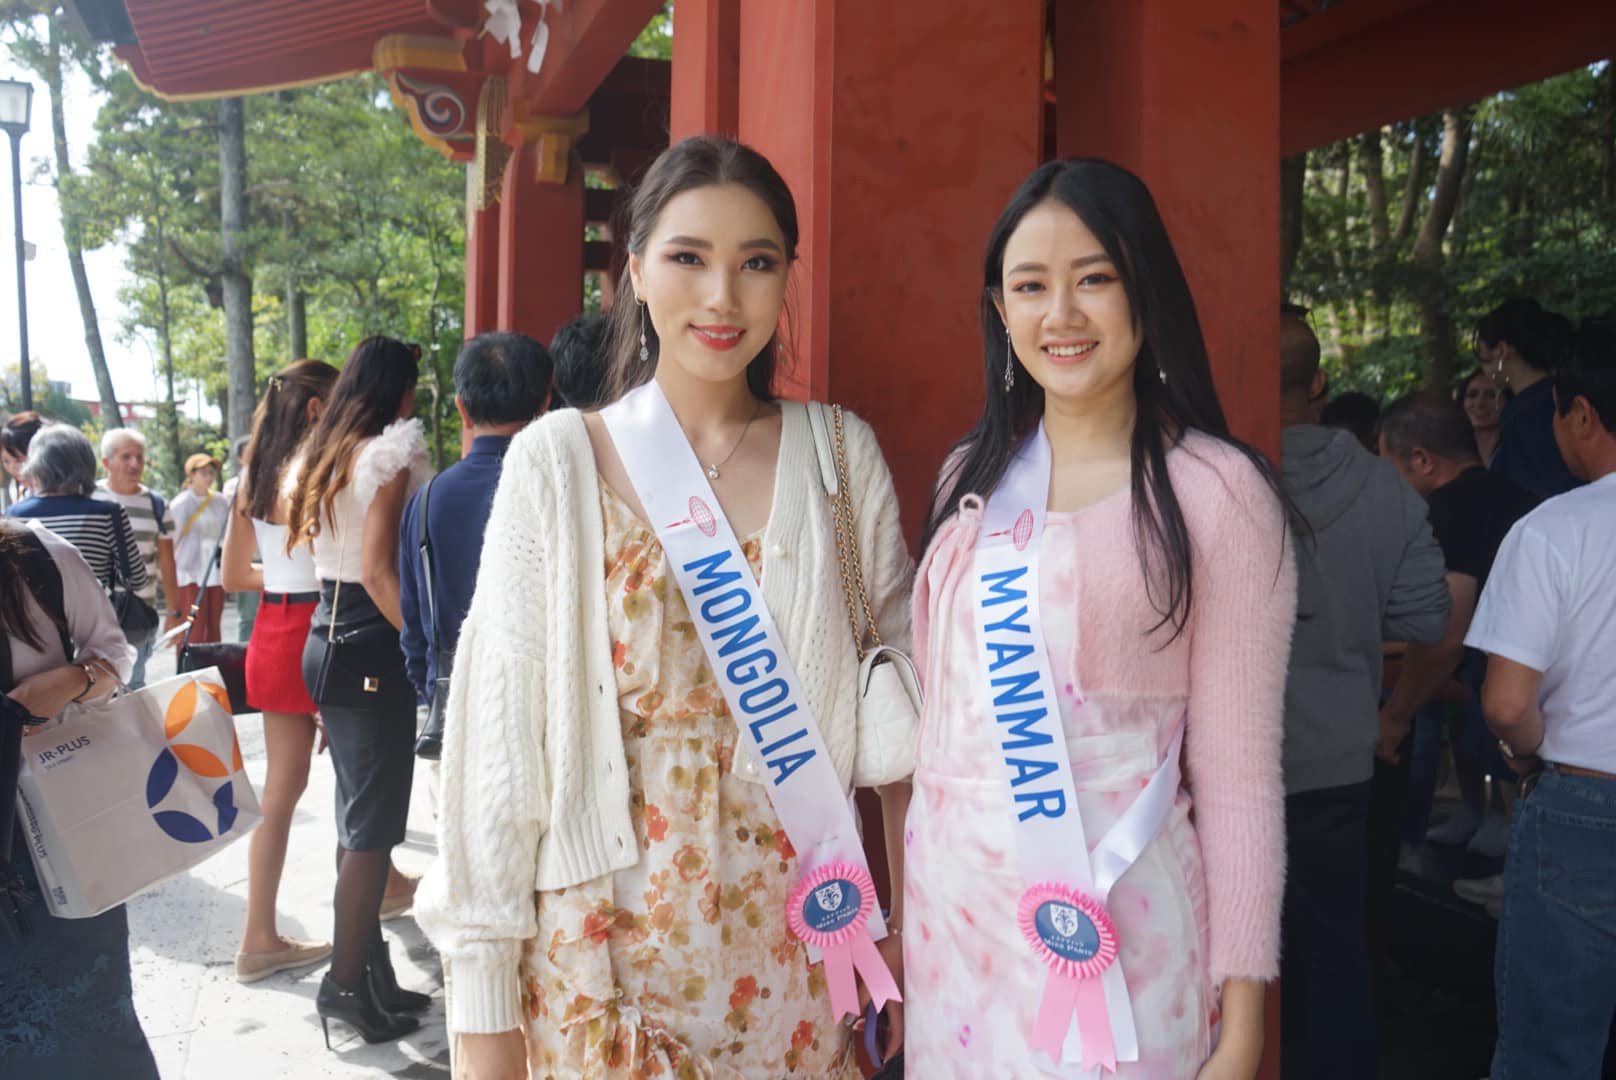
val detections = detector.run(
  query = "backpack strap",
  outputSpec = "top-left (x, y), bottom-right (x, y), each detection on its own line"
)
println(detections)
top-left (148, 489), bottom-right (169, 536)
top-left (417, 476), bottom-right (440, 655)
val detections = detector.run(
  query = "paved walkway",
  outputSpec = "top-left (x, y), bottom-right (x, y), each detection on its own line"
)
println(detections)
top-left (130, 610), bottom-right (450, 1079)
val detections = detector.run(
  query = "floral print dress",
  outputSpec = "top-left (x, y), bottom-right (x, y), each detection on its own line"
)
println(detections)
top-left (518, 483), bottom-right (857, 1079)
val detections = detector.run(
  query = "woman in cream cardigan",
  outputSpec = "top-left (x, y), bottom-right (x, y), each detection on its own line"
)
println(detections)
top-left (417, 137), bottom-right (915, 1078)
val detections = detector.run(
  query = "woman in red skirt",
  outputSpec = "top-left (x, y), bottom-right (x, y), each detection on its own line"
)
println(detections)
top-left (222, 359), bottom-right (341, 983)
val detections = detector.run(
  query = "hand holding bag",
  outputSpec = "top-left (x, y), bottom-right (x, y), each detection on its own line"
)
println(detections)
top-left (176, 503), bottom-right (249, 714)
top-left (808, 403), bottom-right (922, 787)
top-left (15, 667), bottom-right (262, 918)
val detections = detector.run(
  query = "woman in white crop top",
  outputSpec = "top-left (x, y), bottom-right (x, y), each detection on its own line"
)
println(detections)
top-left (221, 359), bottom-right (340, 986)
top-left (284, 337), bottom-right (433, 1049)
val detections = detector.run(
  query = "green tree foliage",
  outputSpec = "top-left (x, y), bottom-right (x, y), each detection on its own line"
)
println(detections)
top-left (72, 72), bottom-right (466, 473)
top-left (1288, 64), bottom-right (1616, 403)
top-left (630, 1), bottom-right (673, 60)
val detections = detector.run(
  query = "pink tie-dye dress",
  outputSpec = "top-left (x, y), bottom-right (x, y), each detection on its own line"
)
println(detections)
top-left (904, 435), bottom-right (1295, 1078)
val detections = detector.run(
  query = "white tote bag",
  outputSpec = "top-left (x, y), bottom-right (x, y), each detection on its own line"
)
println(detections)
top-left (14, 667), bottom-right (262, 918)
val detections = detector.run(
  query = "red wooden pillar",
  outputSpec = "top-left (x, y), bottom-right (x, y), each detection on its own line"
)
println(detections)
top-left (1055, 0), bottom-right (1281, 460)
top-left (496, 143), bottom-right (586, 346)
top-left (736, 0), bottom-right (1045, 544)
top-left (669, 0), bottom-right (739, 139)
top-left (465, 188), bottom-right (501, 339)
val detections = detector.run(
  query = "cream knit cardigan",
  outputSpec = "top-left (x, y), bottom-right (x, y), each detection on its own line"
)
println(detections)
top-left (416, 402), bottom-right (915, 1035)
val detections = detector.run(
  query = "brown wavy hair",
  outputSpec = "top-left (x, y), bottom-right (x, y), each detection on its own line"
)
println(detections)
top-left (285, 336), bottom-right (418, 550)
top-left (241, 359), bottom-right (340, 523)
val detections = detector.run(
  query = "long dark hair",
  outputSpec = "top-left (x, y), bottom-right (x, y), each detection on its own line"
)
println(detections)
top-left (922, 158), bottom-right (1289, 640)
top-left (243, 359), bottom-right (340, 523)
top-left (286, 337), bottom-right (418, 547)
top-left (601, 136), bottom-right (799, 405)
top-left (0, 525), bottom-right (47, 652)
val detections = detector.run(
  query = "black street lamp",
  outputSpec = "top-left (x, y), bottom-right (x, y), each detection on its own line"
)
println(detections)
top-left (0, 79), bottom-right (32, 412)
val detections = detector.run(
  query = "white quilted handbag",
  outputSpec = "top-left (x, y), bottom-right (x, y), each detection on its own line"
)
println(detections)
top-left (808, 402), bottom-right (922, 787)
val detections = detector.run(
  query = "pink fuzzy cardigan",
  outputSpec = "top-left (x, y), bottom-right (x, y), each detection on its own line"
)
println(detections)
top-left (913, 431), bottom-right (1298, 983)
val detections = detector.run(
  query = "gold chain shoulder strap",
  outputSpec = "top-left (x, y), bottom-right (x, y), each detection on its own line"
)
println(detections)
top-left (827, 405), bottom-right (882, 660)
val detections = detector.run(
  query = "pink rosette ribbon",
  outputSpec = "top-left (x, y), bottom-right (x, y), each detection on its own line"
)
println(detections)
top-left (787, 861), bottom-right (902, 1022)
top-left (1018, 881), bottom-right (1121, 1072)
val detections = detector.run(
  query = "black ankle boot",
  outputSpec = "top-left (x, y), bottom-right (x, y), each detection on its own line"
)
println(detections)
top-left (315, 973), bottom-right (419, 1048)
top-left (366, 936), bottom-right (432, 1014)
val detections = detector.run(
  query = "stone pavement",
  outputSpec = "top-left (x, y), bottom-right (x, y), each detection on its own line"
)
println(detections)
top-left (129, 609), bottom-right (450, 1079)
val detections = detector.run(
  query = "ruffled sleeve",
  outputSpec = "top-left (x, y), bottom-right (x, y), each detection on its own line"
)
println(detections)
top-left (352, 418), bottom-right (432, 505)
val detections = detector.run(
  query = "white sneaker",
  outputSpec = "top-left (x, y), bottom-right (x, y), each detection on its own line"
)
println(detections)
top-left (1426, 807), bottom-right (1483, 845)
top-left (1466, 813), bottom-right (1511, 858)
top-left (1454, 873), bottom-right (1505, 906)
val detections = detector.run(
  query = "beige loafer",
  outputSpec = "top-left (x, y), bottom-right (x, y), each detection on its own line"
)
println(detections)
top-left (235, 938), bottom-right (333, 984)
top-left (378, 891), bottom-right (414, 922)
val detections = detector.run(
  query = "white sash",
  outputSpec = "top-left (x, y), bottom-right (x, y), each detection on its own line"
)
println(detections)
top-left (601, 382), bottom-right (897, 1017)
top-left (972, 422), bottom-right (1185, 1072)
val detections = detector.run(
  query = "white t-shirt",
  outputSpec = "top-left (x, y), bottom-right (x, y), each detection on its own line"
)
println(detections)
top-left (168, 487), bottom-right (231, 587)
top-left (1466, 472), bottom-right (1616, 772)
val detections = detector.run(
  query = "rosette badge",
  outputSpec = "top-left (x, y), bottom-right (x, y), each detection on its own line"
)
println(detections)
top-left (787, 861), bottom-right (900, 1021)
top-left (1019, 882), bottom-right (1121, 1069)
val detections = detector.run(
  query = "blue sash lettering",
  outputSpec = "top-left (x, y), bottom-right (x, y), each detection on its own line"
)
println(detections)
top-left (681, 548), bottom-right (817, 786)
top-left (685, 549), bottom-right (744, 595)
top-left (981, 565), bottom-right (1030, 607)
top-left (726, 649), bottom-right (777, 684)
top-left (979, 564), bottom-right (1065, 822)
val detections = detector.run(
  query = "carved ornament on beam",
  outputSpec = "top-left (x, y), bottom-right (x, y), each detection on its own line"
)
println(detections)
top-left (375, 34), bottom-right (479, 162)
top-left (475, 76), bottom-right (513, 210)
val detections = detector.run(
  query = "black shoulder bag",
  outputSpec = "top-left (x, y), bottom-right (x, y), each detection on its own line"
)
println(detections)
top-left (176, 501), bottom-right (250, 713)
top-left (413, 476), bottom-right (452, 759)
top-left (1, 526), bottom-right (74, 939)
top-left (108, 508), bottom-right (160, 645)
top-left (308, 520), bottom-right (399, 710)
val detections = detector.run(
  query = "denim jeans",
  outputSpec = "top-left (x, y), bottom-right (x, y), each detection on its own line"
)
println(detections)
top-left (1492, 769), bottom-right (1616, 1078)
top-left (128, 636), bottom-right (153, 691)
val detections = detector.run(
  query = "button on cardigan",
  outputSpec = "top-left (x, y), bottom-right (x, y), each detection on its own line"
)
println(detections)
top-left (415, 402), bottom-right (916, 1035)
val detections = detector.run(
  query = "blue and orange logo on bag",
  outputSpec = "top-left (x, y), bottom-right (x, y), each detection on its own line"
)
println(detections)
top-left (144, 680), bottom-right (246, 844)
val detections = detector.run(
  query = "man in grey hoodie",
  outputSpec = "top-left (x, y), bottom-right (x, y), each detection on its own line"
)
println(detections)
top-left (1277, 304), bottom-right (1450, 1080)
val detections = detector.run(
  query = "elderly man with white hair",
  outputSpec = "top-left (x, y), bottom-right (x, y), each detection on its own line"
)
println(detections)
top-left (93, 427), bottom-right (181, 687)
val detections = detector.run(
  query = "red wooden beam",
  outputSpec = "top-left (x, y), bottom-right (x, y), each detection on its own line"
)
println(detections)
top-left (1282, 0), bottom-right (1616, 155)
top-left (509, 0), bottom-right (668, 116)
top-left (114, 0), bottom-right (441, 98)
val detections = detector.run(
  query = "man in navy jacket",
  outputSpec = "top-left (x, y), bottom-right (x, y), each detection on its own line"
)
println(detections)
top-left (399, 332), bottom-right (552, 750)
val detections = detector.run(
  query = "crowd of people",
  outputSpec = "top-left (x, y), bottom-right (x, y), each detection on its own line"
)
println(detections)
top-left (2, 134), bottom-right (1612, 1080)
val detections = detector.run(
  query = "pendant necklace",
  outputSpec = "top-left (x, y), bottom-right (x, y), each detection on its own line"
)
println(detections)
top-left (705, 399), bottom-right (763, 480)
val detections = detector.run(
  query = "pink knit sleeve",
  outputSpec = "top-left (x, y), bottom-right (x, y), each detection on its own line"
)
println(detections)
top-left (1181, 444), bottom-right (1296, 984)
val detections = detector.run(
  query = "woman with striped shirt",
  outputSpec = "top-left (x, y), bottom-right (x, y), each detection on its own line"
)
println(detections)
top-left (4, 424), bottom-right (148, 600)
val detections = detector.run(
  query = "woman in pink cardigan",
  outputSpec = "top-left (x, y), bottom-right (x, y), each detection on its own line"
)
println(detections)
top-left (904, 160), bottom-right (1296, 1078)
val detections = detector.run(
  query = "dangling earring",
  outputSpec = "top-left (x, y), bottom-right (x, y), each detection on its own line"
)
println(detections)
top-left (1003, 326), bottom-right (1015, 392)
top-left (637, 300), bottom-right (651, 364)
top-left (1158, 366), bottom-right (1168, 386)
